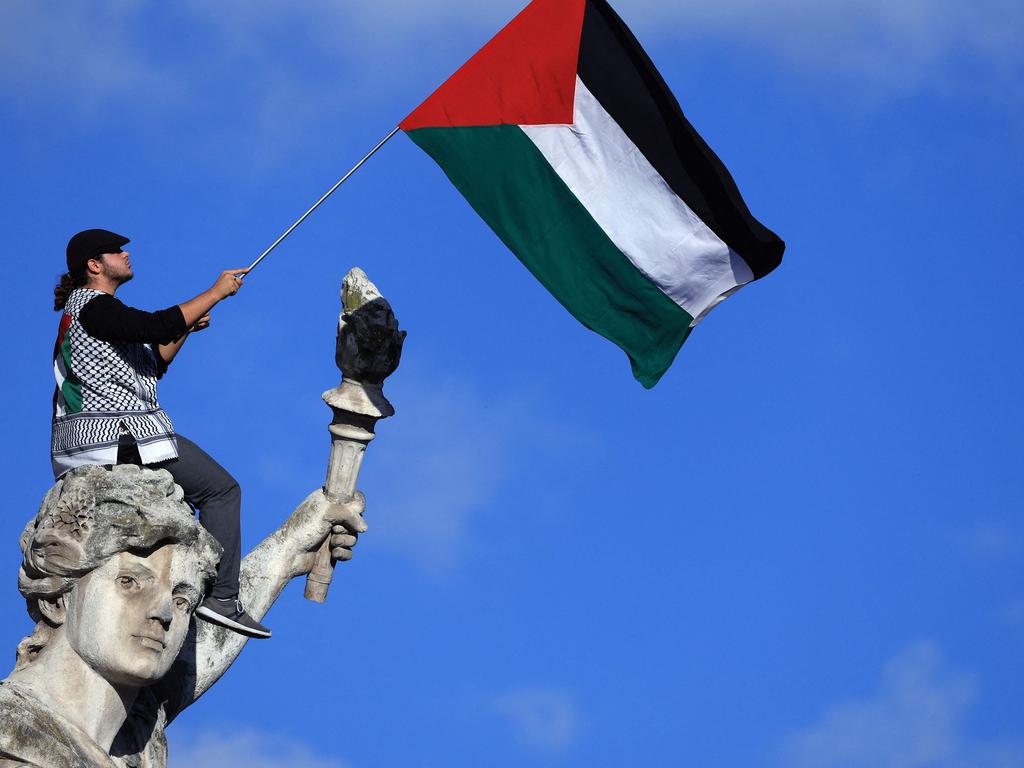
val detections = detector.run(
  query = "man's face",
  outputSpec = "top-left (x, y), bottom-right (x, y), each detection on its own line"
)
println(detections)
top-left (95, 249), bottom-right (133, 285)
top-left (64, 543), bottom-right (204, 688)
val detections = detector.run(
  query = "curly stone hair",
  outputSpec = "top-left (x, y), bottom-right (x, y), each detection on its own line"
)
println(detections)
top-left (14, 464), bottom-right (222, 670)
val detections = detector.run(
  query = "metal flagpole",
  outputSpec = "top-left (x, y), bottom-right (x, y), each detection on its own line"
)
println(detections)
top-left (244, 126), bottom-right (401, 276)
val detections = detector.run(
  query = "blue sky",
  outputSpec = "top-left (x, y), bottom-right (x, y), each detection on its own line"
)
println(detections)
top-left (2, 1), bottom-right (1023, 766)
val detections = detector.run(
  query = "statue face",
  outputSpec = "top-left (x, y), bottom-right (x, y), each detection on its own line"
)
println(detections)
top-left (64, 543), bottom-right (204, 688)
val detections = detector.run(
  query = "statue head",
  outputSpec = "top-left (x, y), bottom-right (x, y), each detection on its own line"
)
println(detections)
top-left (15, 464), bottom-right (221, 688)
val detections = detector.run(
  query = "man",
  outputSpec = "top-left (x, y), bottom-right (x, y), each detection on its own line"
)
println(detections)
top-left (51, 228), bottom-right (270, 638)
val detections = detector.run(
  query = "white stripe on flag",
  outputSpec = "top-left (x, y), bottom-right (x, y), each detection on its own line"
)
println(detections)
top-left (53, 357), bottom-right (68, 417)
top-left (521, 77), bottom-right (754, 324)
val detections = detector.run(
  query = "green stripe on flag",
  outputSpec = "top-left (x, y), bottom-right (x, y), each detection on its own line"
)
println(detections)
top-left (406, 123), bottom-right (693, 387)
top-left (60, 336), bottom-right (83, 413)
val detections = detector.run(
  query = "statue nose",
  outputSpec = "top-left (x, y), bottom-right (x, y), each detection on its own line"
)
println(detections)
top-left (150, 596), bottom-right (174, 628)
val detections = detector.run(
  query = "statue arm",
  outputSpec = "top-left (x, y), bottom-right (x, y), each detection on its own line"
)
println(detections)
top-left (158, 268), bottom-right (400, 720)
top-left (169, 488), bottom-right (365, 710)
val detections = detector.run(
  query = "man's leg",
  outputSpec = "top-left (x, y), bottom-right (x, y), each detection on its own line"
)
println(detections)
top-left (116, 434), bottom-right (142, 465)
top-left (159, 434), bottom-right (241, 599)
top-left (154, 435), bottom-right (270, 638)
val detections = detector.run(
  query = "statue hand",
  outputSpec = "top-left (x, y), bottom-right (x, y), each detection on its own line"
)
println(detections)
top-left (289, 491), bottom-right (367, 578)
top-left (325, 492), bottom-right (367, 563)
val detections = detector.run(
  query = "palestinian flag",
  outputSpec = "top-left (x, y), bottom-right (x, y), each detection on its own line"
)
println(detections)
top-left (53, 312), bottom-right (83, 415)
top-left (401, 0), bottom-right (784, 388)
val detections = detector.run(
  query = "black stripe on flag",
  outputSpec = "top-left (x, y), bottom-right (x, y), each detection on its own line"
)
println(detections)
top-left (576, 0), bottom-right (784, 279)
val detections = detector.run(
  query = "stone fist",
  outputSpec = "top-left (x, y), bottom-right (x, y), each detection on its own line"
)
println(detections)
top-left (325, 492), bottom-right (367, 562)
top-left (286, 490), bottom-right (367, 578)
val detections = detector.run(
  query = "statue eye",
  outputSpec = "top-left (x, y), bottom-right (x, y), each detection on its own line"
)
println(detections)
top-left (174, 596), bottom-right (191, 611)
top-left (117, 575), bottom-right (139, 590)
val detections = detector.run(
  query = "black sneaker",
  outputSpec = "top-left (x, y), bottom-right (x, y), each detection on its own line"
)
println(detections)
top-left (196, 596), bottom-right (272, 639)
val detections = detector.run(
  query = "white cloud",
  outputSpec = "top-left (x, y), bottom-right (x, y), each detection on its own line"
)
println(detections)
top-left (368, 379), bottom-right (506, 573)
top-left (4, 0), bottom-right (1019, 130)
top-left (170, 729), bottom-right (348, 768)
top-left (963, 521), bottom-right (1019, 561)
top-left (1006, 599), bottom-right (1024, 623)
top-left (783, 642), bottom-right (1024, 768)
top-left (0, 1), bottom-right (185, 116)
top-left (492, 686), bottom-right (579, 752)
top-left (623, 0), bottom-right (1023, 93)
top-left (368, 373), bottom-right (584, 573)
top-left (176, 0), bottom-right (1024, 100)
top-left (177, 0), bottom-right (1024, 89)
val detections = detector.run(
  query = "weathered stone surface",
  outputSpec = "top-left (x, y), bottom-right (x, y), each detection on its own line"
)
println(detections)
top-left (0, 466), bottom-right (366, 767)
top-left (308, 268), bottom-right (403, 603)
top-left (18, 466), bottom-right (220, 607)
top-left (2, 465), bottom-right (219, 766)
top-left (334, 267), bottom-right (406, 386)
top-left (0, 268), bottom-right (390, 766)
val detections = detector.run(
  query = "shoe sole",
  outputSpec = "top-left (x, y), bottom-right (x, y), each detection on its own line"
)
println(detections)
top-left (195, 605), bottom-right (272, 639)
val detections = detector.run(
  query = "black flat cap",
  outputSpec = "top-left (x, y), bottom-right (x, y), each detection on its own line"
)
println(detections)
top-left (67, 229), bottom-right (130, 273)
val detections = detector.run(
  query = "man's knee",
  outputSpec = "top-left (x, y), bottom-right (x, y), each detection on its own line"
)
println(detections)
top-left (215, 477), bottom-right (241, 507)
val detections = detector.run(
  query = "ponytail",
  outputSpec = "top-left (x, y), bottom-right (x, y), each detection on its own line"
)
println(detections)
top-left (54, 270), bottom-right (85, 311)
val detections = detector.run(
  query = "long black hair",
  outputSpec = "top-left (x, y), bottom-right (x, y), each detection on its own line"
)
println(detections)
top-left (53, 266), bottom-right (87, 311)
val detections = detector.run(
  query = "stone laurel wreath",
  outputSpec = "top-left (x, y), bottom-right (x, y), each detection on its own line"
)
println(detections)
top-left (15, 464), bottom-right (220, 668)
top-left (45, 488), bottom-right (95, 541)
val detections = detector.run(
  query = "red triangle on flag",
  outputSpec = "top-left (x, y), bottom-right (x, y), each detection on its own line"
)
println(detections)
top-left (401, 0), bottom-right (586, 131)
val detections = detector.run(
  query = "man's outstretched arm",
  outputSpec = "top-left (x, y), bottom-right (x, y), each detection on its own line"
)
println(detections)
top-left (156, 269), bottom-right (246, 364)
top-left (78, 294), bottom-right (187, 345)
top-left (78, 269), bottom-right (247, 344)
top-left (78, 269), bottom-right (247, 363)
top-left (175, 269), bottom-right (249, 328)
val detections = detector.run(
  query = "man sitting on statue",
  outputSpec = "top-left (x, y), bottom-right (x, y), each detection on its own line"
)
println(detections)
top-left (51, 228), bottom-right (268, 638)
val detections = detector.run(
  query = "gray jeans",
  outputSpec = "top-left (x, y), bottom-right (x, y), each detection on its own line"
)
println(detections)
top-left (118, 433), bottom-right (241, 599)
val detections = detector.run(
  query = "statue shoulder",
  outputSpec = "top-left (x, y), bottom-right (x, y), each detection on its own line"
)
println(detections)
top-left (0, 682), bottom-right (122, 768)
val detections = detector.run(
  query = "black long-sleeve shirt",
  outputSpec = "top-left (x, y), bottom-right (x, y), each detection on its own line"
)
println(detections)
top-left (78, 294), bottom-right (186, 345)
top-left (78, 294), bottom-right (187, 376)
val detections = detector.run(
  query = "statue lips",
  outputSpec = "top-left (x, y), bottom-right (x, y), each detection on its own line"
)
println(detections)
top-left (133, 634), bottom-right (167, 652)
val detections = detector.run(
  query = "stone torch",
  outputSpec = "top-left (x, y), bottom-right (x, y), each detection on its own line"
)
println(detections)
top-left (304, 267), bottom-right (405, 603)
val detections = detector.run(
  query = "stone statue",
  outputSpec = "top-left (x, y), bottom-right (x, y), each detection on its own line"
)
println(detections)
top-left (0, 269), bottom-right (404, 767)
